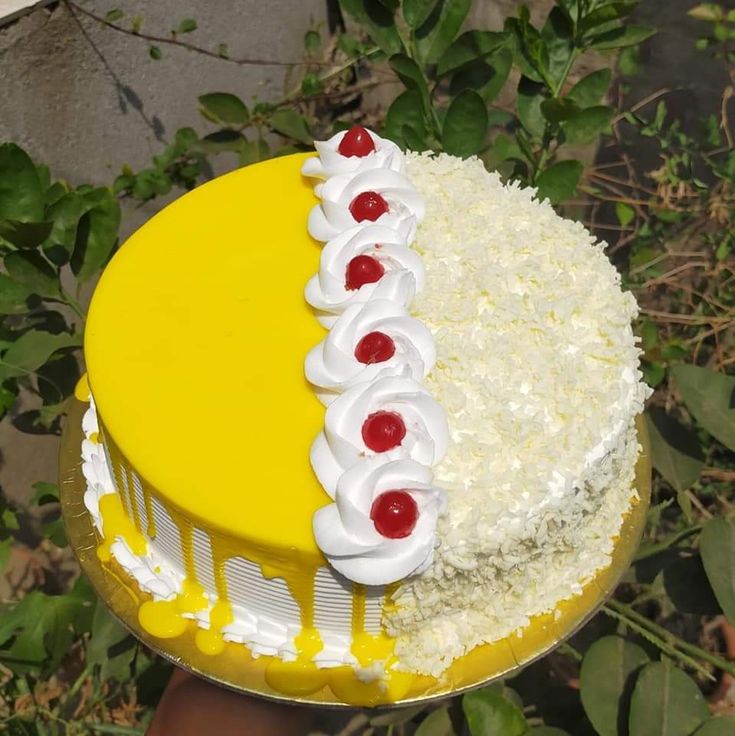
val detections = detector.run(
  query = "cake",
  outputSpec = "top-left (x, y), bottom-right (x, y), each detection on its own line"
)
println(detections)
top-left (79, 126), bottom-right (650, 703)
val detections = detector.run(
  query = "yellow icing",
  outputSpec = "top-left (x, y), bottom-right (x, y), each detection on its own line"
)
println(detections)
top-left (97, 493), bottom-right (146, 562)
top-left (85, 153), bottom-right (329, 557)
top-left (74, 374), bottom-right (90, 402)
top-left (139, 600), bottom-right (188, 638)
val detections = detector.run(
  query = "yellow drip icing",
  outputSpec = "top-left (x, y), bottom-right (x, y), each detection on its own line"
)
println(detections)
top-left (142, 487), bottom-right (156, 538)
top-left (195, 600), bottom-right (233, 655)
top-left (74, 374), bottom-right (90, 402)
top-left (124, 467), bottom-right (144, 534)
top-left (97, 493), bottom-right (147, 562)
top-left (139, 600), bottom-right (188, 638)
top-left (89, 432), bottom-right (100, 444)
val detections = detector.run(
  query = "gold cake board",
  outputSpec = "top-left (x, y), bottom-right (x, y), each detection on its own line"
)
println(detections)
top-left (60, 395), bottom-right (651, 708)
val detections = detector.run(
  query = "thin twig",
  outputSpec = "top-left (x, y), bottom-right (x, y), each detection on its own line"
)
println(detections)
top-left (63, 0), bottom-right (325, 67)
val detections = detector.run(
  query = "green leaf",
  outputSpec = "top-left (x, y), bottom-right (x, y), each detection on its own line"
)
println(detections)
top-left (541, 97), bottom-right (579, 123)
top-left (383, 89), bottom-right (429, 147)
top-left (339, 0), bottom-right (403, 55)
top-left (628, 661), bottom-right (709, 736)
top-left (0, 275), bottom-right (32, 315)
top-left (71, 189), bottom-right (121, 282)
top-left (415, 707), bottom-right (456, 736)
top-left (663, 553), bottom-right (721, 615)
top-left (0, 143), bottom-right (44, 222)
top-left (87, 603), bottom-right (135, 681)
top-left (694, 718), bottom-right (735, 736)
top-left (535, 159), bottom-right (583, 204)
top-left (688, 4), bottom-right (725, 22)
top-left (671, 365), bottom-right (735, 451)
top-left (579, 2), bottom-right (638, 35)
top-left (0, 219), bottom-right (53, 248)
top-left (700, 516), bottom-right (735, 625)
top-left (31, 481), bottom-right (59, 506)
top-left (177, 18), bottom-right (197, 33)
top-left (44, 191), bottom-right (84, 255)
top-left (416, 0), bottom-right (472, 65)
top-left (504, 14), bottom-right (550, 84)
top-left (7, 579), bottom-right (94, 672)
top-left (528, 729), bottom-right (571, 736)
top-left (304, 29), bottom-right (321, 53)
top-left (589, 25), bottom-right (655, 50)
top-left (449, 48), bottom-right (512, 103)
top-left (0, 330), bottom-right (82, 380)
top-left (0, 538), bottom-right (12, 573)
top-left (436, 30), bottom-right (509, 77)
top-left (562, 105), bottom-right (614, 144)
top-left (198, 92), bottom-right (250, 126)
top-left (462, 687), bottom-right (527, 736)
top-left (269, 109), bottom-right (312, 144)
top-left (580, 635), bottom-right (650, 736)
top-left (4, 251), bottom-right (60, 299)
top-left (616, 201), bottom-right (635, 227)
top-left (442, 90), bottom-right (488, 158)
top-left (517, 76), bottom-right (548, 138)
top-left (389, 54), bottom-right (431, 113)
top-left (541, 6), bottom-right (574, 85)
top-left (105, 8), bottom-right (123, 22)
top-left (567, 69), bottom-right (612, 108)
top-left (645, 407), bottom-right (704, 492)
top-left (403, 0), bottom-right (439, 30)
top-left (192, 130), bottom-right (246, 155)
top-left (239, 139), bottom-right (271, 166)
top-left (149, 45), bottom-right (162, 60)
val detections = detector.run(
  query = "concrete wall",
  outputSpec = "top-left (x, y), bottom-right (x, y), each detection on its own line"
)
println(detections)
top-left (0, 0), bottom-right (327, 230)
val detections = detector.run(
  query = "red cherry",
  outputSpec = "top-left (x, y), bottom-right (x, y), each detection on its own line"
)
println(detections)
top-left (345, 254), bottom-right (385, 291)
top-left (362, 411), bottom-right (406, 452)
top-left (337, 125), bottom-right (376, 158)
top-left (349, 191), bottom-right (389, 223)
top-left (354, 331), bottom-right (395, 364)
top-left (370, 490), bottom-right (419, 539)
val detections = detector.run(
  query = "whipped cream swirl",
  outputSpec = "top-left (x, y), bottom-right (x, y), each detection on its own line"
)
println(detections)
top-left (305, 299), bottom-right (436, 405)
top-left (305, 224), bottom-right (425, 328)
top-left (302, 126), bottom-right (448, 586)
top-left (311, 375), bottom-right (449, 497)
top-left (301, 129), bottom-right (404, 186)
top-left (312, 458), bottom-right (446, 585)
top-left (307, 169), bottom-right (425, 243)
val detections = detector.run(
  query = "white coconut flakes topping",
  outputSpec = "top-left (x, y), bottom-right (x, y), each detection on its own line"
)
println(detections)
top-left (385, 152), bottom-right (650, 676)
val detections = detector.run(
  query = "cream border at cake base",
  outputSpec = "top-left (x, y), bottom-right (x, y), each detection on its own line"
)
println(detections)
top-left (60, 395), bottom-right (652, 708)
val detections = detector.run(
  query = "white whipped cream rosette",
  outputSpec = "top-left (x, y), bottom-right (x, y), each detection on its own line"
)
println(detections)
top-left (305, 224), bottom-right (426, 328)
top-left (312, 457), bottom-right (446, 586)
top-left (305, 299), bottom-right (436, 405)
top-left (307, 169), bottom-right (425, 243)
top-left (301, 129), bottom-right (404, 188)
top-left (311, 375), bottom-right (449, 497)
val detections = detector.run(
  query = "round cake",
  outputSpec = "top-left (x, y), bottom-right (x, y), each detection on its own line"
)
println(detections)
top-left (80, 127), bottom-right (649, 703)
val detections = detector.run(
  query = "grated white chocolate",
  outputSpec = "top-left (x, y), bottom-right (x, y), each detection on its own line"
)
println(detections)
top-left (385, 153), bottom-right (650, 675)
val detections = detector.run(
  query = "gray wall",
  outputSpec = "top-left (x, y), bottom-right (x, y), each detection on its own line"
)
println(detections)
top-left (0, 0), bottom-right (326, 199)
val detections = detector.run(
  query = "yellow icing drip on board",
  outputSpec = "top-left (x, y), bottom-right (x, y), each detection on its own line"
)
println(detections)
top-left (139, 600), bottom-right (188, 638)
top-left (195, 600), bottom-right (233, 655)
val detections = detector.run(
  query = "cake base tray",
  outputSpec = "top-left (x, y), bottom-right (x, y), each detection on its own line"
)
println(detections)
top-left (60, 396), bottom-right (651, 708)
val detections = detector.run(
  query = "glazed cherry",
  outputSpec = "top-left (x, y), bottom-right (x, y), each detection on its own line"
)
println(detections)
top-left (354, 331), bottom-right (395, 364)
top-left (370, 490), bottom-right (419, 539)
top-left (337, 125), bottom-right (376, 157)
top-left (349, 191), bottom-right (389, 223)
top-left (362, 411), bottom-right (406, 452)
top-left (345, 254), bottom-right (385, 291)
